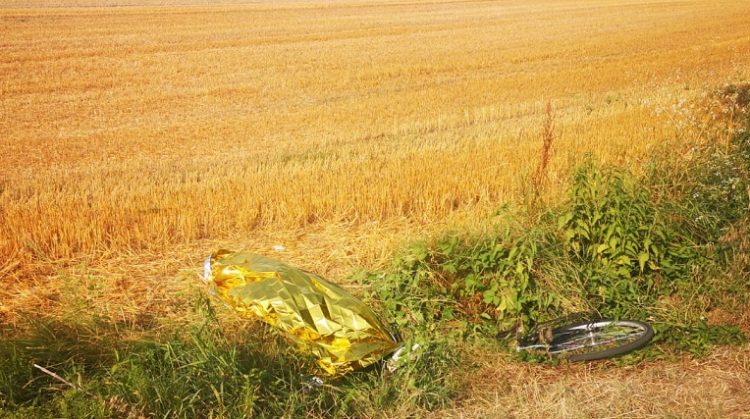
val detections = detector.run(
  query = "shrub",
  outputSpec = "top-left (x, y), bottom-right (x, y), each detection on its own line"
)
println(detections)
top-left (362, 226), bottom-right (561, 335)
top-left (558, 162), bottom-right (694, 315)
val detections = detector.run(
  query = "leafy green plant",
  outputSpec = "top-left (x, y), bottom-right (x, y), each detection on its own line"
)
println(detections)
top-left (361, 225), bottom-right (561, 336)
top-left (558, 162), bottom-right (694, 315)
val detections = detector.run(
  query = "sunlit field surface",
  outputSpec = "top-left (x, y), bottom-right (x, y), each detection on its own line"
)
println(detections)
top-left (2, 1), bottom-right (750, 415)
top-left (3, 0), bottom-right (749, 265)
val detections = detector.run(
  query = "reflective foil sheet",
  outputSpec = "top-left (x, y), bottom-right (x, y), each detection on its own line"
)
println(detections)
top-left (202, 250), bottom-right (401, 376)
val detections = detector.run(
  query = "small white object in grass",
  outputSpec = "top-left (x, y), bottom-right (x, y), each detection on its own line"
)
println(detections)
top-left (201, 255), bottom-right (212, 284)
top-left (273, 245), bottom-right (285, 252)
top-left (301, 375), bottom-right (325, 393)
top-left (386, 343), bottom-right (420, 372)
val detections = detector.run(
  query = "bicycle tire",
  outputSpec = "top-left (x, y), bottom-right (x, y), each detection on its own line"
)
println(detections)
top-left (519, 319), bottom-right (654, 361)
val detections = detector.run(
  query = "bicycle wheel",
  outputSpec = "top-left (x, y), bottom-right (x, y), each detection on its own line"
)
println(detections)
top-left (518, 319), bottom-right (654, 361)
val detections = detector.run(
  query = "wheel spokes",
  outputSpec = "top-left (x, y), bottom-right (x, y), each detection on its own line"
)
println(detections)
top-left (549, 324), bottom-right (645, 354)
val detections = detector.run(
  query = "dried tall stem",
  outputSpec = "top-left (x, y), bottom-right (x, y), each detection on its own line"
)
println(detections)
top-left (531, 101), bottom-right (556, 208)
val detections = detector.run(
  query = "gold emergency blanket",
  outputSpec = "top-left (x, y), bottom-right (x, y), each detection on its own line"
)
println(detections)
top-left (202, 250), bottom-right (400, 376)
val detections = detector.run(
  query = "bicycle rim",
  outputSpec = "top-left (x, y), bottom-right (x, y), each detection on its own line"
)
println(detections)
top-left (547, 319), bottom-right (653, 361)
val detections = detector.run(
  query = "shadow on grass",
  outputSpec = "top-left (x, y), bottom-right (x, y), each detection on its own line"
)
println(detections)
top-left (0, 296), bottom-right (457, 418)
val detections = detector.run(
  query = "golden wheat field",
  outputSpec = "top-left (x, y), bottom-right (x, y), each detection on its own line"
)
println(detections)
top-left (2, 1), bottom-right (750, 416)
top-left (3, 0), bottom-right (750, 267)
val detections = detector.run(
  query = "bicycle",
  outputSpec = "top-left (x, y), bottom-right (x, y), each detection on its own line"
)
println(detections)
top-left (515, 314), bottom-right (654, 361)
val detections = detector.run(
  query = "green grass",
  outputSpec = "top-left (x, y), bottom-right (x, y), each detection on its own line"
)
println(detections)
top-left (0, 295), bottom-right (461, 418)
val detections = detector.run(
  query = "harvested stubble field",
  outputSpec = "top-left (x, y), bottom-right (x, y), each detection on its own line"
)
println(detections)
top-left (2, 0), bottom-right (750, 417)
